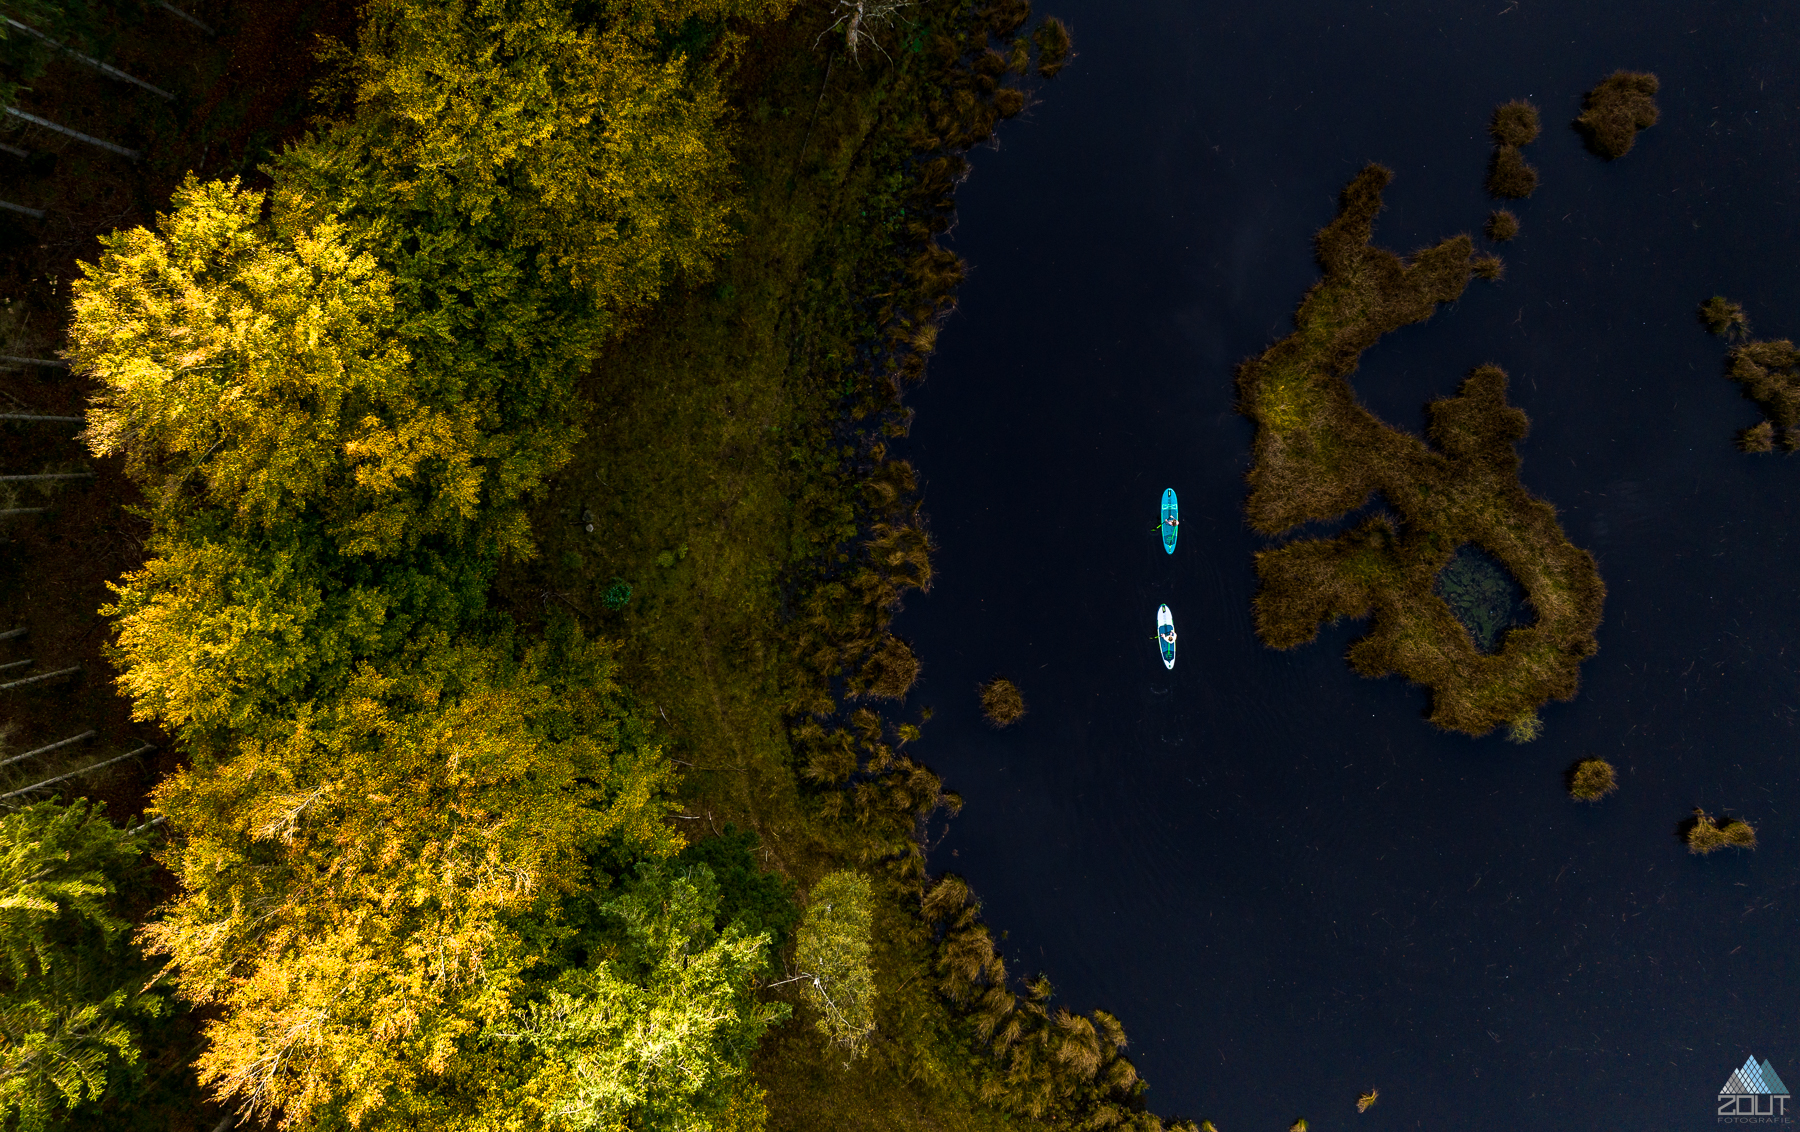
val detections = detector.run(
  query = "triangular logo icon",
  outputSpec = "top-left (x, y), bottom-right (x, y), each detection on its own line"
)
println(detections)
top-left (1743, 1057), bottom-right (1771, 1094)
top-left (1762, 1059), bottom-right (1791, 1096)
top-left (1723, 1068), bottom-right (1756, 1096)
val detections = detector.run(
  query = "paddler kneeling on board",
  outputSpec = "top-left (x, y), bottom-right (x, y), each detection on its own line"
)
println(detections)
top-left (1160, 625), bottom-right (1176, 646)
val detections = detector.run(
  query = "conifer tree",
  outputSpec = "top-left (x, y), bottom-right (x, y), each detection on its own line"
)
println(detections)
top-left (0, 800), bottom-right (164, 1130)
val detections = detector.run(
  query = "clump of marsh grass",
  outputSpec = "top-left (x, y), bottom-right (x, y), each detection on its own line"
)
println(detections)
top-left (1471, 255), bottom-right (1505, 281)
top-left (1686, 808), bottom-right (1756, 854)
top-left (1487, 145), bottom-right (1538, 198)
top-left (1032, 16), bottom-right (1071, 78)
top-left (1290, 1120), bottom-right (1310, 1132)
top-left (862, 636), bottom-right (921, 699)
top-left (1490, 100), bottom-right (1541, 147)
top-left (1357, 1089), bottom-right (1379, 1113)
top-left (1505, 712), bottom-right (1542, 744)
top-left (1484, 99), bottom-right (1540, 199)
top-left (1576, 71), bottom-right (1660, 159)
top-left (1568, 758), bottom-right (1617, 801)
top-left (1738, 421), bottom-right (1776, 453)
top-left (1700, 296), bottom-right (1749, 339)
top-left (1712, 319), bottom-right (1800, 453)
top-left (983, 0), bottom-right (1030, 37)
top-left (978, 677), bottom-right (1025, 726)
top-left (1484, 209), bottom-right (1519, 242)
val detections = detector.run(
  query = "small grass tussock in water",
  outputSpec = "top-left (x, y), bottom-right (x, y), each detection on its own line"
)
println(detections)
top-left (1506, 712), bottom-right (1542, 744)
top-left (1568, 758), bottom-right (1617, 801)
top-left (1032, 16), bottom-right (1071, 77)
top-left (1686, 809), bottom-right (1756, 854)
top-left (1487, 145), bottom-right (1539, 198)
top-left (1738, 421), bottom-right (1776, 453)
top-left (1484, 209), bottom-right (1519, 242)
top-left (1484, 99), bottom-right (1540, 199)
top-left (1700, 296), bottom-right (1749, 339)
top-left (1489, 100), bottom-right (1541, 147)
top-left (978, 677), bottom-right (1026, 726)
top-left (1576, 71), bottom-right (1660, 159)
top-left (1357, 1089), bottom-right (1379, 1113)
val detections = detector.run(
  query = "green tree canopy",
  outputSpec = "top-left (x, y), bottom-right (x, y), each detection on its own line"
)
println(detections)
top-left (496, 862), bottom-right (787, 1132)
top-left (0, 801), bottom-right (165, 1132)
top-left (793, 870), bottom-right (875, 1057)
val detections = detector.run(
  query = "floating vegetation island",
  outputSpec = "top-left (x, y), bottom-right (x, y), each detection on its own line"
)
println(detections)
top-left (1237, 165), bottom-right (1606, 739)
top-left (1702, 300), bottom-right (1800, 453)
top-left (1577, 70), bottom-right (1660, 158)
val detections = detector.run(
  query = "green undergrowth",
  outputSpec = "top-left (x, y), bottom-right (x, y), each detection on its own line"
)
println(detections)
top-left (1237, 164), bottom-right (1605, 739)
top-left (498, 3), bottom-right (1193, 1129)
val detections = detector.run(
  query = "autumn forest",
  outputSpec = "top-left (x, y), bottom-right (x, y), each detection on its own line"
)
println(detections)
top-left (0, 1), bottom-right (1203, 1131)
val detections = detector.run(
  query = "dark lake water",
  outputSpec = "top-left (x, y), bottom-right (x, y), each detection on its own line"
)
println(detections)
top-left (894, 2), bottom-right (1800, 1126)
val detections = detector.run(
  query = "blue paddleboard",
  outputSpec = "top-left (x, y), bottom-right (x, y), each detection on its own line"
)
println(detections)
top-left (1161, 488), bottom-right (1178, 554)
top-left (1157, 604), bottom-right (1176, 669)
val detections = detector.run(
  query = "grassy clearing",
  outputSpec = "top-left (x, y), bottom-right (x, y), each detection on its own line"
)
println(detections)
top-left (1237, 165), bottom-right (1605, 738)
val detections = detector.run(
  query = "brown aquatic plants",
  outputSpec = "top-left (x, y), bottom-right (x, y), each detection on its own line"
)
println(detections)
top-left (1487, 145), bottom-right (1539, 199)
top-left (1485, 99), bottom-right (1540, 199)
top-left (1357, 1089), bottom-right (1379, 1113)
top-left (1485, 209), bottom-right (1519, 242)
top-left (1490, 100), bottom-right (1541, 147)
top-left (1713, 320), bottom-right (1800, 453)
top-left (1032, 16), bottom-right (1071, 77)
top-left (1687, 809), bottom-right (1756, 854)
top-left (1237, 165), bottom-right (1605, 738)
top-left (1577, 71), bottom-right (1660, 159)
top-left (1701, 296), bottom-right (1749, 339)
top-left (979, 677), bottom-right (1026, 726)
top-left (1568, 757), bottom-right (1617, 801)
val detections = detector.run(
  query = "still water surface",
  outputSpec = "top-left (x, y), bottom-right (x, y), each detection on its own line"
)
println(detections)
top-left (896, 1), bottom-right (1800, 1126)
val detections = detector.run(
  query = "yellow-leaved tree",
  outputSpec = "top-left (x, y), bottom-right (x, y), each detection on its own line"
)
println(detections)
top-left (139, 627), bottom-right (681, 1129)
